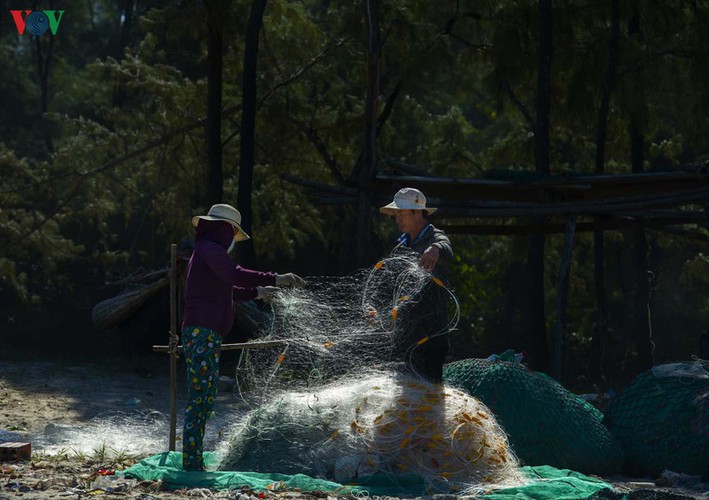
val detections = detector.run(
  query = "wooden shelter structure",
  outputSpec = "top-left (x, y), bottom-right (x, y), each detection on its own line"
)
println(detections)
top-left (287, 166), bottom-right (709, 236)
top-left (285, 165), bottom-right (709, 381)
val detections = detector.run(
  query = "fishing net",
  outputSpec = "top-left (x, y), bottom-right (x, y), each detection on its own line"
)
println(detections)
top-left (218, 253), bottom-right (525, 493)
top-left (443, 358), bottom-right (625, 475)
top-left (603, 359), bottom-right (709, 478)
top-left (218, 371), bottom-right (522, 494)
top-left (233, 251), bottom-right (459, 400)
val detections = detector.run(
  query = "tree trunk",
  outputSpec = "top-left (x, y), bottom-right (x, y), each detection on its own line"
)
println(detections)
top-left (592, 230), bottom-right (608, 378)
top-left (205, 0), bottom-right (224, 206)
top-left (35, 33), bottom-right (54, 154)
top-left (118, 0), bottom-right (135, 53)
top-left (629, 121), bottom-right (653, 371)
top-left (627, 5), bottom-right (653, 372)
top-left (591, 0), bottom-right (620, 381)
top-left (526, 232), bottom-right (548, 371)
top-left (527, 0), bottom-right (553, 373)
top-left (356, 0), bottom-right (381, 266)
top-left (237, 0), bottom-right (268, 268)
top-left (554, 217), bottom-right (575, 381)
top-left (534, 0), bottom-right (552, 176)
top-left (112, 0), bottom-right (134, 107)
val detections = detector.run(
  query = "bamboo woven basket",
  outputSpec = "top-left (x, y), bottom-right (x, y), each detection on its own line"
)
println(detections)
top-left (91, 275), bottom-right (169, 330)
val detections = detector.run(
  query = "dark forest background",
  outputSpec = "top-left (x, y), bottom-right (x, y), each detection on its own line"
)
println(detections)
top-left (2, 0), bottom-right (709, 393)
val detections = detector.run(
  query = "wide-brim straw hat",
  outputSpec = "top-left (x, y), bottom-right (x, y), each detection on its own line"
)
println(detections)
top-left (379, 187), bottom-right (437, 216)
top-left (192, 204), bottom-right (251, 241)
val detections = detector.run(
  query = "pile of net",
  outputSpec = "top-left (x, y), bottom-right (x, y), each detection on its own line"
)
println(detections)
top-left (443, 358), bottom-right (624, 475)
top-left (603, 359), bottom-right (709, 478)
top-left (218, 371), bottom-right (522, 494)
top-left (218, 253), bottom-right (529, 493)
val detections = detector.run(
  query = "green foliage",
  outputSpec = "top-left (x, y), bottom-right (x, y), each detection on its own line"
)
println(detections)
top-left (1, 0), bottom-right (709, 382)
top-left (0, 144), bottom-right (84, 305)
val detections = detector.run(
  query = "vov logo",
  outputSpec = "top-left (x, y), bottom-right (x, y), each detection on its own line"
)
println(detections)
top-left (10, 10), bottom-right (65, 36)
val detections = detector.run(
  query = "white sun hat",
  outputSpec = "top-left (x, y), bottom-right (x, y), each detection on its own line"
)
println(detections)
top-left (192, 204), bottom-right (251, 241)
top-left (379, 187), bottom-right (437, 216)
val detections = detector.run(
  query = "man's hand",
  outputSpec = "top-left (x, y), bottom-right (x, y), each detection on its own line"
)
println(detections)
top-left (420, 245), bottom-right (440, 272)
top-left (256, 286), bottom-right (281, 303)
top-left (276, 273), bottom-right (306, 287)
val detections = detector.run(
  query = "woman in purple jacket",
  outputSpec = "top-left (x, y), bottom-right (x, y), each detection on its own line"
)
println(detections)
top-left (181, 204), bottom-right (304, 471)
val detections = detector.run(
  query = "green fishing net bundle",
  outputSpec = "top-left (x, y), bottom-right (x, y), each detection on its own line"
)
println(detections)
top-left (443, 357), bottom-right (624, 475)
top-left (603, 360), bottom-right (709, 478)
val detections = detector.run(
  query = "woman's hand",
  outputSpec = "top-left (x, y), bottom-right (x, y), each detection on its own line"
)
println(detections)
top-left (256, 286), bottom-right (281, 303)
top-left (276, 273), bottom-right (306, 287)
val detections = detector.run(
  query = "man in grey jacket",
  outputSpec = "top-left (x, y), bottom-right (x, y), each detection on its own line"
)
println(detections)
top-left (380, 188), bottom-right (453, 382)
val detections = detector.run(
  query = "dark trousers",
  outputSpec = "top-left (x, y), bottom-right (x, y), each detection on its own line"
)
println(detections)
top-left (391, 281), bottom-right (450, 383)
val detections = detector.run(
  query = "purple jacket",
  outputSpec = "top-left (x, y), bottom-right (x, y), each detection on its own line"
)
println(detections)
top-left (182, 220), bottom-right (276, 336)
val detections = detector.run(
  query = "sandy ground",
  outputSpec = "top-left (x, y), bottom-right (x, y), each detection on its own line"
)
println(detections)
top-left (0, 357), bottom-right (262, 499)
top-left (1, 359), bottom-right (707, 499)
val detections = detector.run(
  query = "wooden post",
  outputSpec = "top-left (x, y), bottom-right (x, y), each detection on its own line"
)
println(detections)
top-left (555, 216), bottom-right (576, 381)
top-left (169, 244), bottom-right (178, 451)
top-left (153, 339), bottom-right (289, 352)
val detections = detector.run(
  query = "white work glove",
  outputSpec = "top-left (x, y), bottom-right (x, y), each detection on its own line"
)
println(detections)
top-left (275, 273), bottom-right (306, 287)
top-left (256, 286), bottom-right (281, 303)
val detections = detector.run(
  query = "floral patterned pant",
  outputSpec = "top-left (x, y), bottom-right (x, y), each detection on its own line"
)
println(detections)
top-left (181, 325), bottom-right (221, 471)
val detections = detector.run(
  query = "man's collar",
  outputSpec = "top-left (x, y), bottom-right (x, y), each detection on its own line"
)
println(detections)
top-left (398, 223), bottom-right (433, 246)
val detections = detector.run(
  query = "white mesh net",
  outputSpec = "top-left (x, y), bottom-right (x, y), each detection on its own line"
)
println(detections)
top-left (218, 252), bottom-right (524, 493)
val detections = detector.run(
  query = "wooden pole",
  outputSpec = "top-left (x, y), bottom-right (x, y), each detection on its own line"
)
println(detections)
top-left (555, 217), bottom-right (576, 381)
top-left (439, 213), bottom-right (709, 235)
top-left (168, 244), bottom-right (178, 452)
top-left (153, 339), bottom-right (288, 353)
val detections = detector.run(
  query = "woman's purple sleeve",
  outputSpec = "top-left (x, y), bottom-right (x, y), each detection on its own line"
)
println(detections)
top-left (233, 265), bottom-right (277, 287)
top-left (233, 287), bottom-right (258, 302)
top-left (202, 242), bottom-right (277, 287)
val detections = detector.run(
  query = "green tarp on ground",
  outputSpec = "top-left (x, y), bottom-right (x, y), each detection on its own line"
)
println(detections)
top-left (120, 452), bottom-right (614, 499)
top-left (120, 451), bottom-right (347, 493)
